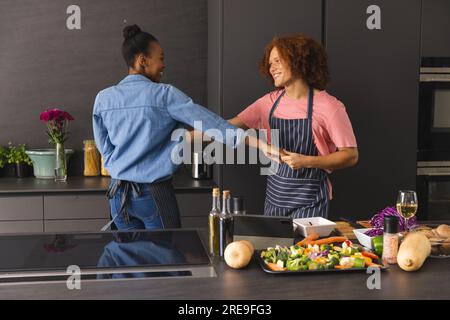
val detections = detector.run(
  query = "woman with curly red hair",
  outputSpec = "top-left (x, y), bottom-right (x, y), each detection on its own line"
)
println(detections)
top-left (229, 35), bottom-right (358, 218)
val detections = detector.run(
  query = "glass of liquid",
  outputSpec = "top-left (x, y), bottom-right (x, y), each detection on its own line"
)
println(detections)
top-left (396, 190), bottom-right (418, 232)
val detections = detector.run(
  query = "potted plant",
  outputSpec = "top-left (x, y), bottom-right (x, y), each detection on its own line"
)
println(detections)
top-left (0, 146), bottom-right (7, 177)
top-left (6, 143), bottom-right (33, 178)
top-left (26, 108), bottom-right (75, 181)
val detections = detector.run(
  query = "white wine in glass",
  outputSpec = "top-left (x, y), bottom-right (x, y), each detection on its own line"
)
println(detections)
top-left (396, 190), bottom-right (418, 232)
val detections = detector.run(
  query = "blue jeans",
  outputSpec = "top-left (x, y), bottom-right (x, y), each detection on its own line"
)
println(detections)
top-left (109, 183), bottom-right (163, 230)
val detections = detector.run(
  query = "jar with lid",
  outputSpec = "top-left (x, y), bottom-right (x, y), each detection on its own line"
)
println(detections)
top-left (83, 140), bottom-right (100, 177)
top-left (382, 216), bottom-right (399, 264)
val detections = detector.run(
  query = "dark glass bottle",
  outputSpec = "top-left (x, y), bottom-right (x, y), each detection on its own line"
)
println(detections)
top-left (219, 190), bottom-right (234, 257)
top-left (208, 188), bottom-right (221, 256)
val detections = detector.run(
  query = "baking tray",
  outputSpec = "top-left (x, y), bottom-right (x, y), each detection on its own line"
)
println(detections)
top-left (255, 250), bottom-right (388, 274)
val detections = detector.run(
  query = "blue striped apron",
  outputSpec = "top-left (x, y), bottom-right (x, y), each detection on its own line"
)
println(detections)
top-left (264, 88), bottom-right (329, 218)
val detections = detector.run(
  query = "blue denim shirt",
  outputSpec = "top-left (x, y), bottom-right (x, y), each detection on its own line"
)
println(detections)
top-left (93, 74), bottom-right (242, 183)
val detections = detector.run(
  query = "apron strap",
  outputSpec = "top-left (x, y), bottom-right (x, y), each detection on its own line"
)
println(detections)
top-left (307, 87), bottom-right (314, 120)
top-left (269, 87), bottom-right (314, 122)
top-left (268, 90), bottom-right (285, 122)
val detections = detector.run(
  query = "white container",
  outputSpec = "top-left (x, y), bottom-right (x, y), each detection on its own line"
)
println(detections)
top-left (353, 228), bottom-right (375, 249)
top-left (293, 217), bottom-right (336, 237)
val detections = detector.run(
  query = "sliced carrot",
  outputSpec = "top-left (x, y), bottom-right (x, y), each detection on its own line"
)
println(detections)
top-left (334, 265), bottom-right (351, 270)
top-left (365, 262), bottom-right (382, 268)
top-left (266, 262), bottom-right (287, 271)
top-left (362, 251), bottom-right (380, 261)
top-left (307, 237), bottom-right (348, 246)
top-left (296, 233), bottom-right (320, 246)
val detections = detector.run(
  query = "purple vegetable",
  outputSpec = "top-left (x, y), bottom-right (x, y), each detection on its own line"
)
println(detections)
top-left (364, 228), bottom-right (383, 236)
top-left (317, 250), bottom-right (330, 257)
top-left (368, 206), bottom-right (419, 232)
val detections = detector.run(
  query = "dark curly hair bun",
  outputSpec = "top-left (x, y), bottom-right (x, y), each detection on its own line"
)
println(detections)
top-left (123, 24), bottom-right (142, 40)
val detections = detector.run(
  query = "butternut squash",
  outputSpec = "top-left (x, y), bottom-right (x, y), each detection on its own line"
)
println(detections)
top-left (397, 233), bottom-right (431, 271)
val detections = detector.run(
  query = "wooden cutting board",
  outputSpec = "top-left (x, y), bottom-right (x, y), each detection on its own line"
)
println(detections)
top-left (334, 221), bottom-right (357, 240)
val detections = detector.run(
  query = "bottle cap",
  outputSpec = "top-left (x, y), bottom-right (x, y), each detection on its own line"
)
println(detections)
top-left (222, 190), bottom-right (230, 198)
top-left (384, 216), bottom-right (399, 234)
top-left (232, 196), bottom-right (245, 213)
top-left (212, 188), bottom-right (220, 197)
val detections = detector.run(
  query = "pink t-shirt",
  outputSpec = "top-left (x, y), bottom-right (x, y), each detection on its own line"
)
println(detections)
top-left (238, 89), bottom-right (357, 199)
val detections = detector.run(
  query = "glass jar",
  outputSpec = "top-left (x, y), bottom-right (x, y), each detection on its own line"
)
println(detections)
top-left (83, 140), bottom-right (100, 177)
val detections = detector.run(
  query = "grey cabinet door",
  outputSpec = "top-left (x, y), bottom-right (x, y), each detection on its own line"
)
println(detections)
top-left (44, 194), bottom-right (110, 220)
top-left (0, 221), bottom-right (43, 234)
top-left (0, 196), bottom-right (43, 221)
top-left (325, 0), bottom-right (421, 219)
top-left (422, 0), bottom-right (450, 57)
top-left (208, 0), bottom-right (323, 214)
top-left (44, 219), bottom-right (110, 233)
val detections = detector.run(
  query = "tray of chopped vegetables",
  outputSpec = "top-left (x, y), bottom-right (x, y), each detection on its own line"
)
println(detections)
top-left (257, 238), bottom-right (387, 273)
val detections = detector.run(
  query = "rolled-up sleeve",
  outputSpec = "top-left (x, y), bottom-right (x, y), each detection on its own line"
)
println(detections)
top-left (165, 85), bottom-right (244, 148)
top-left (92, 93), bottom-right (114, 158)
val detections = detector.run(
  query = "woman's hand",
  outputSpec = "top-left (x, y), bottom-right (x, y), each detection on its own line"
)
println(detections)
top-left (280, 149), bottom-right (311, 169)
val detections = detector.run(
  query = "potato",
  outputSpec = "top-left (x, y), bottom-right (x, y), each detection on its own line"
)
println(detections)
top-left (224, 241), bottom-right (252, 269)
top-left (436, 225), bottom-right (450, 238)
top-left (238, 240), bottom-right (254, 256)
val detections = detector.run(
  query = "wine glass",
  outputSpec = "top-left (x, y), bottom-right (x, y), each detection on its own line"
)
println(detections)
top-left (396, 190), bottom-right (418, 233)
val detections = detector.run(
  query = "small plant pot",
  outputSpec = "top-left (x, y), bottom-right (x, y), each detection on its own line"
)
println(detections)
top-left (14, 163), bottom-right (32, 178)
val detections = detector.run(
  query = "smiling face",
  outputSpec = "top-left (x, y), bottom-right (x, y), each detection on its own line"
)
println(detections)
top-left (269, 47), bottom-right (294, 88)
top-left (136, 41), bottom-right (166, 82)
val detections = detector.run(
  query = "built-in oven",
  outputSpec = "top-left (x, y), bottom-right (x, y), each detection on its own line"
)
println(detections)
top-left (417, 162), bottom-right (450, 220)
top-left (417, 58), bottom-right (450, 220)
top-left (418, 58), bottom-right (450, 161)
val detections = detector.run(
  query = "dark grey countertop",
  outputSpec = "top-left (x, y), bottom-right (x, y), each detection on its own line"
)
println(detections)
top-left (0, 167), bottom-right (217, 194)
top-left (0, 228), bottom-right (448, 300)
top-left (0, 252), bottom-right (448, 300)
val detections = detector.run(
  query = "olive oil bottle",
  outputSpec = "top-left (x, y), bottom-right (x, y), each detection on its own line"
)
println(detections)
top-left (219, 190), bottom-right (234, 257)
top-left (208, 188), bottom-right (221, 256)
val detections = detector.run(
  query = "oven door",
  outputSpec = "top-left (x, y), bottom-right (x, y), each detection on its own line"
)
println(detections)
top-left (417, 163), bottom-right (450, 220)
top-left (418, 74), bottom-right (450, 155)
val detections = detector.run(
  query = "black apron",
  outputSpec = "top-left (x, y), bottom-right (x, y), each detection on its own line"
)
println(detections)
top-left (102, 178), bottom-right (181, 231)
top-left (264, 88), bottom-right (329, 218)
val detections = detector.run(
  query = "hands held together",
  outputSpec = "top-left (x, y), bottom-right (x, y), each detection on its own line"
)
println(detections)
top-left (261, 143), bottom-right (310, 170)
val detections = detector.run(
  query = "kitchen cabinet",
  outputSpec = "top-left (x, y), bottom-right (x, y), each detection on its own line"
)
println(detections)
top-left (421, 0), bottom-right (450, 57)
top-left (325, 0), bottom-right (421, 219)
top-left (0, 196), bottom-right (43, 221)
top-left (208, 0), bottom-right (323, 214)
top-left (44, 194), bottom-right (109, 220)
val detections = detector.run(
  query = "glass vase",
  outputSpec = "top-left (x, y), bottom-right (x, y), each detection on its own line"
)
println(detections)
top-left (55, 142), bottom-right (67, 182)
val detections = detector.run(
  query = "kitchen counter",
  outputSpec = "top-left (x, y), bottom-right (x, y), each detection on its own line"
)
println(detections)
top-left (0, 166), bottom-right (217, 194)
top-left (0, 230), bottom-right (448, 300)
top-left (0, 252), bottom-right (448, 300)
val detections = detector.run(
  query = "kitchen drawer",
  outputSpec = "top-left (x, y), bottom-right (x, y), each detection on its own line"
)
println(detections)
top-left (44, 219), bottom-right (110, 233)
top-left (0, 221), bottom-right (43, 234)
top-left (176, 193), bottom-right (211, 217)
top-left (0, 196), bottom-right (43, 221)
top-left (44, 194), bottom-right (110, 220)
top-left (181, 217), bottom-right (208, 229)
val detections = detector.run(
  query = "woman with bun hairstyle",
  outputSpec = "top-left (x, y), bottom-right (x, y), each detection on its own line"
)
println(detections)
top-left (94, 25), bottom-right (274, 231)
top-left (229, 35), bottom-right (358, 218)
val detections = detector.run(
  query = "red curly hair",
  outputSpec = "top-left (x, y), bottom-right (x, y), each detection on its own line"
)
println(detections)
top-left (259, 34), bottom-right (330, 90)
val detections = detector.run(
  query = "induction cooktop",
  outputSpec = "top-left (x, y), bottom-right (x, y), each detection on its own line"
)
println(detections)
top-left (0, 229), bottom-right (215, 284)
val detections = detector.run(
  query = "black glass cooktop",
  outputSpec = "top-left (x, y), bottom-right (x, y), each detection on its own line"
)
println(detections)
top-left (0, 229), bottom-right (210, 273)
